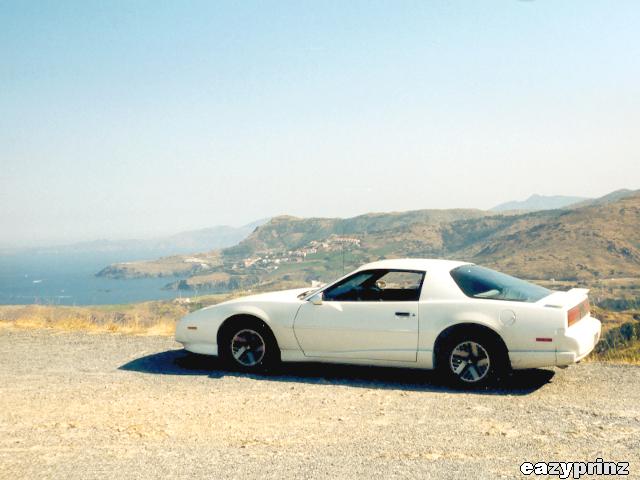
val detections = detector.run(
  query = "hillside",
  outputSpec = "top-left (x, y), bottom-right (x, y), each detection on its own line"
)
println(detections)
top-left (225, 209), bottom-right (488, 255)
top-left (571, 188), bottom-right (639, 208)
top-left (459, 193), bottom-right (640, 280)
top-left (97, 208), bottom-right (488, 287)
top-left (97, 190), bottom-right (640, 291)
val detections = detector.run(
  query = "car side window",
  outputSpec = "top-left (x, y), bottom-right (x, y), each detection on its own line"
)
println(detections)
top-left (375, 271), bottom-right (424, 301)
top-left (322, 271), bottom-right (379, 301)
top-left (322, 269), bottom-right (424, 302)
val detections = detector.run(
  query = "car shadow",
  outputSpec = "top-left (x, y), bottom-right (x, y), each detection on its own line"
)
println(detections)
top-left (119, 349), bottom-right (555, 395)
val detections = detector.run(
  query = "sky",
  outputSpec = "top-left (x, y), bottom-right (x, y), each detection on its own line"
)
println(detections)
top-left (1, 0), bottom-right (639, 247)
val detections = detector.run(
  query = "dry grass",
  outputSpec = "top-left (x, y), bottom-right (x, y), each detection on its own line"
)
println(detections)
top-left (590, 348), bottom-right (640, 365)
top-left (0, 303), bottom-right (187, 336)
top-left (590, 332), bottom-right (640, 364)
top-left (0, 292), bottom-right (247, 337)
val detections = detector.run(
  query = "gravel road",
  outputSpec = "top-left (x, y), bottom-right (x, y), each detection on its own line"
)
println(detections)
top-left (1, 327), bottom-right (639, 479)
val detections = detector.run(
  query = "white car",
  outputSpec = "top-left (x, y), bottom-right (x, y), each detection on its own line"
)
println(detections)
top-left (175, 259), bottom-right (601, 386)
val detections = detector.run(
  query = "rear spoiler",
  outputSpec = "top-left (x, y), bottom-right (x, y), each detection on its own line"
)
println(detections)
top-left (543, 288), bottom-right (590, 309)
top-left (568, 288), bottom-right (589, 295)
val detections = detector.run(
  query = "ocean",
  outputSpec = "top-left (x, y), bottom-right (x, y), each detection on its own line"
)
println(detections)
top-left (0, 251), bottom-right (210, 306)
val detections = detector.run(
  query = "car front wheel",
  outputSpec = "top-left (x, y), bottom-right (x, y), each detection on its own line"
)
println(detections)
top-left (219, 318), bottom-right (280, 373)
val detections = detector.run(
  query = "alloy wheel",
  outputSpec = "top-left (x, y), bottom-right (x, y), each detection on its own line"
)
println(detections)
top-left (230, 329), bottom-right (266, 367)
top-left (449, 341), bottom-right (491, 383)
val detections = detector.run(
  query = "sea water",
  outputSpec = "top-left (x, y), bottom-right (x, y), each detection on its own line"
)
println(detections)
top-left (0, 251), bottom-right (210, 305)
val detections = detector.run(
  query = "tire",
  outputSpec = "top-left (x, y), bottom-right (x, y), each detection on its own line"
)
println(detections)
top-left (219, 317), bottom-right (280, 373)
top-left (436, 329), bottom-right (508, 388)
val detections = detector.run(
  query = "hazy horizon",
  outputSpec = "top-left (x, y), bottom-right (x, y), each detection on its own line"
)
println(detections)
top-left (2, 188), bottom-right (636, 250)
top-left (2, 1), bottom-right (639, 248)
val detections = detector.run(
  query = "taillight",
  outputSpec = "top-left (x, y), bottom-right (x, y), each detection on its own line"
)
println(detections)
top-left (567, 299), bottom-right (590, 327)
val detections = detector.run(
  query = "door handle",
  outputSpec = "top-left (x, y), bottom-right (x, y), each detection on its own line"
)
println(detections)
top-left (395, 311), bottom-right (411, 317)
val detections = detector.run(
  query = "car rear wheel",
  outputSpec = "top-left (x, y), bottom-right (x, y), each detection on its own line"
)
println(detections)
top-left (437, 330), bottom-right (507, 388)
top-left (219, 318), bottom-right (279, 373)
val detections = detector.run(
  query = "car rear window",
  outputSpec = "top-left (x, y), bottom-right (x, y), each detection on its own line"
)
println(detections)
top-left (450, 265), bottom-right (551, 303)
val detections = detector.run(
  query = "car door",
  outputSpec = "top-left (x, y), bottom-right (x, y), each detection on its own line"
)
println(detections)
top-left (293, 269), bottom-right (424, 362)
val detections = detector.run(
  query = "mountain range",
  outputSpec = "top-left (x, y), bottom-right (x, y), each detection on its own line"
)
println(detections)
top-left (97, 188), bottom-right (640, 292)
top-left (490, 194), bottom-right (588, 212)
top-left (1, 219), bottom-right (269, 259)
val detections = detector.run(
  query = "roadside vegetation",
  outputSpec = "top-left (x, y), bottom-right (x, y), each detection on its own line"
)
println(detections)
top-left (0, 292), bottom-right (242, 336)
top-left (591, 309), bottom-right (640, 364)
top-left (0, 302), bottom-right (185, 336)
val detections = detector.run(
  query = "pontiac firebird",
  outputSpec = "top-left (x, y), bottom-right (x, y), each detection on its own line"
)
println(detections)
top-left (175, 259), bottom-right (601, 386)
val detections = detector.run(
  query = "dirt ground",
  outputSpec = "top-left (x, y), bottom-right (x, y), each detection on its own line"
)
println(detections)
top-left (1, 327), bottom-right (639, 479)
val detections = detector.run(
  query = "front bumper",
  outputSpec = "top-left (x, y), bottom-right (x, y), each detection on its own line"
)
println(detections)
top-left (555, 316), bottom-right (601, 366)
top-left (175, 309), bottom-right (221, 356)
top-left (178, 341), bottom-right (218, 356)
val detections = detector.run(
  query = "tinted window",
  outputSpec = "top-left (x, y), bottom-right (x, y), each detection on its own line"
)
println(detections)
top-left (376, 271), bottom-right (424, 301)
top-left (450, 265), bottom-right (551, 303)
top-left (323, 269), bottom-right (424, 302)
top-left (323, 271), bottom-right (377, 301)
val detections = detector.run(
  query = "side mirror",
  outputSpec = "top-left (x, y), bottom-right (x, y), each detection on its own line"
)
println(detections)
top-left (310, 294), bottom-right (323, 305)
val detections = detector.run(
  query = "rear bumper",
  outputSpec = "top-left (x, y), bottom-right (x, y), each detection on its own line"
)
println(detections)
top-left (555, 316), bottom-right (601, 366)
top-left (508, 316), bottom-right (601, 369)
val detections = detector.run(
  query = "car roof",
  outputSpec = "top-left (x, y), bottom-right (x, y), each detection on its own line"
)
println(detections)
top-left (355, 258), bottom-right (471, 273)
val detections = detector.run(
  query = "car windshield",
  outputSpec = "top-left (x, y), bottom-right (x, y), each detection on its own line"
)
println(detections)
top-left (450, 265), bottom-right (551, 303)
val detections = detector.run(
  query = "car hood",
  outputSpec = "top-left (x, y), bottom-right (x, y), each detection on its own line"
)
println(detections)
top-left (221, 287), bottom-right (311, 305)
